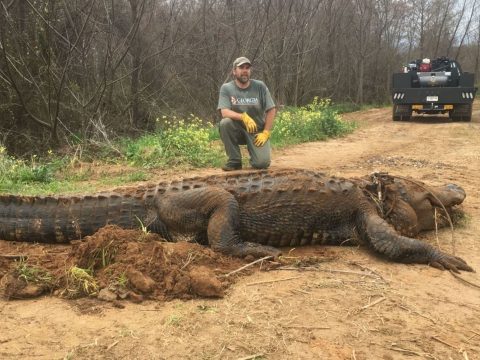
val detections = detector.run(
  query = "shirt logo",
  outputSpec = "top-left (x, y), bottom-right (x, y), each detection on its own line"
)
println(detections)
top-left (231, 96), bottom-right (259, 106)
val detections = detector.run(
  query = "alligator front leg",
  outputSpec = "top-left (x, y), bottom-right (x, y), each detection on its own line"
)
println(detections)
top-left (155, 188), bottom-right (281, 258)
top-left (357, 211), bottom-right (473, 273)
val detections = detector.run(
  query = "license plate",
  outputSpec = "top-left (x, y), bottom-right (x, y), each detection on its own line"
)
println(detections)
top-left (426, 96), bottom-right (438, 102)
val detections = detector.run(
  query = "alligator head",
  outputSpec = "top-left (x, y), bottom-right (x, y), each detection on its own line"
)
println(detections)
top-left (382, 177), bottom-right (466, 236)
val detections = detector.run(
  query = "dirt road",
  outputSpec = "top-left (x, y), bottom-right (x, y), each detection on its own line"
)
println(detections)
top-left (1, 105), bottom-right (480, 359)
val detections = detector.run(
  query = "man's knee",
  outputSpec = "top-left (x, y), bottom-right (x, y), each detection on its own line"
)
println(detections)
top-left (251, 158), bottom-right (271, 169)
top-left (219, 118), bottom-right (246, 146)
top-left (219, 118), bottom-right (236, 132)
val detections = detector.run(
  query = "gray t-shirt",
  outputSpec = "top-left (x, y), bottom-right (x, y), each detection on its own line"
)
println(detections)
top-left (217, 79), bottom-right (275, 129)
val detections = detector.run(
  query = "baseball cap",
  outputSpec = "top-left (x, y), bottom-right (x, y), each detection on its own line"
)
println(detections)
top-left (233, 57), bottom-right (251, 67)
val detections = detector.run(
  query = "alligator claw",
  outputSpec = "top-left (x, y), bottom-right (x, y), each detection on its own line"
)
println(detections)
top-left (429, 253), bottom-right (474, 273)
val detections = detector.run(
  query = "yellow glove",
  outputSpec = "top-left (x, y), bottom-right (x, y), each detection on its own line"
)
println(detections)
top-left (241, 112), bottom-right (258, 133)
top-left (254, 130), bottom-right (270, 147)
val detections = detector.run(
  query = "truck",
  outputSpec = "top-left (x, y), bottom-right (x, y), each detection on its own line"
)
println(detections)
top-left (391, 57), bottom-right (476, 121)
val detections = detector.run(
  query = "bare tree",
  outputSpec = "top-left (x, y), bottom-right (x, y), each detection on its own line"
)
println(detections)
top-left (0, 0), bottom-right (478, 155)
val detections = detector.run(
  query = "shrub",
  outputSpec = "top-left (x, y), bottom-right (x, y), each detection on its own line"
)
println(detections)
top-left (272, 97), bottom-right (355, 147)
top-left (124, 115), bottom-right (224, 168)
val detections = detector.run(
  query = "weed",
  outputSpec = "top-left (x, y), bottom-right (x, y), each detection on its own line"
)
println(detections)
top-left (134, 216), bottom-right (155, 242)
top-left (165, 313), bottom-right (183, 326)
top-left (116, 272), bottom-right (129, 289)
top-left (16, 260), bottom-right (54, 286)
top-left (135, 215), bottom-right (149, 234)
top-left (63, 266), bottom-right (98, 298)
top-left (88, 240), bottom-right (117, 269)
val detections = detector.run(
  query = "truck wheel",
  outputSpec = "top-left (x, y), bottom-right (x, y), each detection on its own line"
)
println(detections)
top-left (449, 104), bottom-right (472, 122)
top-left (462, 104), bottom-right (472, 122)
top-left (392, 105), bottom-right (400, 121)
top-left (449, 112), bottom-right (460, 121)
top-left (392, 105), bottom-right (411, 121)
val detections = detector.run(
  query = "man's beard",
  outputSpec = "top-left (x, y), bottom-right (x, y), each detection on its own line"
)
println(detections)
top-left (236, 74), bottom-right (250, 84)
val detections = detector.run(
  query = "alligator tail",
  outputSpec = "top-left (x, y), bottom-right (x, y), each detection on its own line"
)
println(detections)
top-left (0, 193), bottom-right (148, 243)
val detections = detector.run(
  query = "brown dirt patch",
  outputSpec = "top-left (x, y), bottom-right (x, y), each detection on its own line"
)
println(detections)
top-left (0, 225), bottom-right (253, 302)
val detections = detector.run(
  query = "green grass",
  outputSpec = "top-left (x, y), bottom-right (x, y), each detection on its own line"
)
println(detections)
top-left (1, 180), bottom-right (97, 196)
top-left (16, 260), bottom-right (54, 286)
top-left (0, 149), bottom-right (62, 192)
top-left (0, 98), bottom-right (357, 194)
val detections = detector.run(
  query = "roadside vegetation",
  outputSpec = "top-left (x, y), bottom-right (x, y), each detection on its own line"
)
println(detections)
top-left (0, 99), bottom-right (356, 195)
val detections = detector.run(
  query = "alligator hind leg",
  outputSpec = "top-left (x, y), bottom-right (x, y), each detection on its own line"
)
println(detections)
top-left (154, 187), bottom-right (281, 258)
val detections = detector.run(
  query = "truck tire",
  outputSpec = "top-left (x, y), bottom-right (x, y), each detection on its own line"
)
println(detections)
top-left (392, 104), bottom-right (411, 121)
top-left (462, 104), bottom-right (472, 122)
top-left (392, 105), bottom-right (400, 121)
top-left (449, 104), bottom-right (472, 122)
top-left (449, 110), bottom-right (460, 121)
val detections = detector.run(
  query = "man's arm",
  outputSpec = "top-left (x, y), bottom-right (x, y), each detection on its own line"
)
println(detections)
top-left (220, 108), bottom-right (243, 121)
top-left (218, 84), bottom-right (244, 122)
top-left (253, 106), bottom-right (276, 147)
top-left (263, 107), bottom-right (276, 131)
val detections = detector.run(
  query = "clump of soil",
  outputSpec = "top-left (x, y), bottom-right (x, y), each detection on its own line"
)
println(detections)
top-left (0, 225), bottom-right (249, 302)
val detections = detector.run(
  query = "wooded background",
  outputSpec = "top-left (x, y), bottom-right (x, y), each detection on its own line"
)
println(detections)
top-left (1, 0), bottom-right (479, 154)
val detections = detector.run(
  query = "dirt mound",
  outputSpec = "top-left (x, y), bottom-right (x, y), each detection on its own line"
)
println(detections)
top-left (0, 225), bottom-right (249, 302)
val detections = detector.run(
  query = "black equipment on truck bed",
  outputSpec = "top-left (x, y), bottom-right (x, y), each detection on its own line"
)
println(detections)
top-left (392, 57), bottom-right (476, 121)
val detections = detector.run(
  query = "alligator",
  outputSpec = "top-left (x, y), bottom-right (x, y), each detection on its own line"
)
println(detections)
top-left (0, 169), bottom-right (473, 272)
